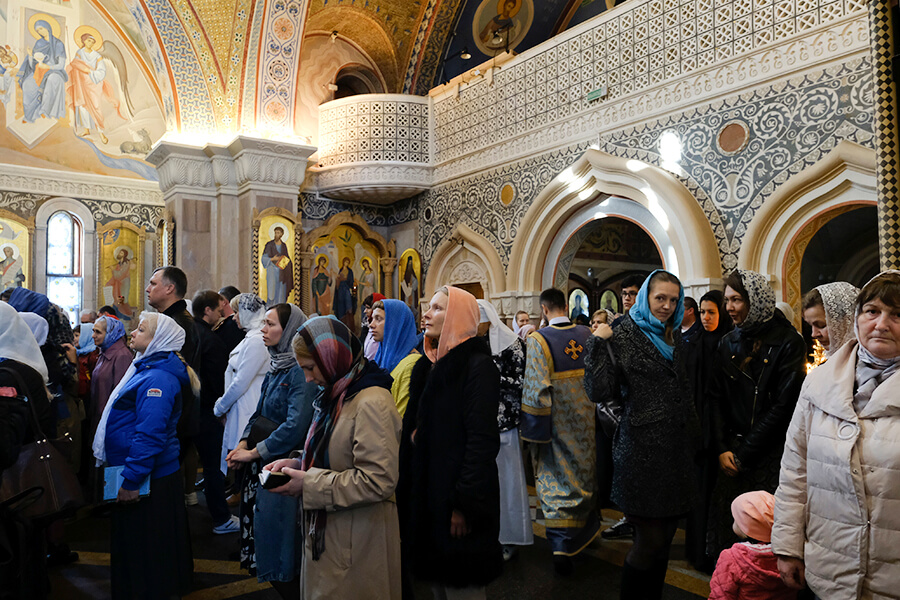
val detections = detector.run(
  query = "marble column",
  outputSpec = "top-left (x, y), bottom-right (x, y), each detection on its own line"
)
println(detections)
top-left (380, 257), bottom-right (398, 299)
top-left (869, 0), bottom-right (900, 269)
top-left (147, 136), bottom-right (316, 296)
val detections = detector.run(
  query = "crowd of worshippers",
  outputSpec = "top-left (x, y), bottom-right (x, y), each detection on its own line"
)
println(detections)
top-left (0, 265), bottom-right (898, 600)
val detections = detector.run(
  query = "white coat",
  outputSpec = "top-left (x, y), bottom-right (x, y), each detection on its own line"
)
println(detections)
top-left (213, 329), bottom-right (269, 473)
top-left (772, 341), bottom-right (900, 600)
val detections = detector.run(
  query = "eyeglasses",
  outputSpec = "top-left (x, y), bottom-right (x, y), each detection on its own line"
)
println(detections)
top-left (622, 291), bottom-right (638, 298)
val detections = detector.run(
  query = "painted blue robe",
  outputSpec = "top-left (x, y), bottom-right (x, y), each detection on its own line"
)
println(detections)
top-left (18, 21), bottom-right (68, 123)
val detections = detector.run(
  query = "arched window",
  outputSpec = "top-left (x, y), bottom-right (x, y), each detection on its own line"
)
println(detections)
top-left (46, 211), bottom-right (83, 326)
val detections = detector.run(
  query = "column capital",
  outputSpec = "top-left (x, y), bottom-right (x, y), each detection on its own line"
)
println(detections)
top-left (379, 257), bottom-right (399, 273)
top-left (299, 251), bottom-right (316, 270)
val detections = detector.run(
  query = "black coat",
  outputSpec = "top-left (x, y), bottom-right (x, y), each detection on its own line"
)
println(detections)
top-left (193, 318), bottom-right (229, 414)
top-left (584, 315), bottom-right (699, 518)
top-left (399, 336), bottom-right (503, 588)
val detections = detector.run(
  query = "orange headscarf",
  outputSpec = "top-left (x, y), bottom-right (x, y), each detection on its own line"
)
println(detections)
top-left (424, 286), bottom-right (479, 363)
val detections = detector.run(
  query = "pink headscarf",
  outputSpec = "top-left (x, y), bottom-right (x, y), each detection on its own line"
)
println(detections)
top-left (731, 491), bottom-right (775, 543)
top-left (424, 286), bottom-right (479, 363)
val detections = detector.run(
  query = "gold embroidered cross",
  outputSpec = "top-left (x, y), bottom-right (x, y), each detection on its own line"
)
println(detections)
top-left (565, 340), bottom-right (583, 360)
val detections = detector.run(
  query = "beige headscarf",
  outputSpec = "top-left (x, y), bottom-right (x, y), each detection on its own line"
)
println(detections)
top-left (425, 286), bottom-right (479, 363)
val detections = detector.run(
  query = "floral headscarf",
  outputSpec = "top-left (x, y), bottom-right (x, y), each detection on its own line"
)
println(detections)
top-left (815, 281), bottom-right (859, 356)
top-left (732, 269), bottom-right (776, 332)
top-left (235, 293), bottom-right (267, 333)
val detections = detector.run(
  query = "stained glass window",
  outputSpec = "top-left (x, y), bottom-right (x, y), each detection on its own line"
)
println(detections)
top-left (46, 211), bottom-right (83, 327)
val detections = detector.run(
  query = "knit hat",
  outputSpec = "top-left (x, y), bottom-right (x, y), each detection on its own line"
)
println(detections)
top-left (731, 491), bottom-right (775, 543)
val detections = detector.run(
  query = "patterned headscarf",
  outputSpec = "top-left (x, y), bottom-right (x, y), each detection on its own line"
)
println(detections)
top-left (98, 316), bottom-right (126, 351)
top-left (732, 269), bottom-right (776, 332)
top-left (373, 299), bottom-right (418, 373)
top-left (424, 286), bottom-right (479, 363)
top-left (235, 293), bottom-right (267, 333)
top-left (628, 269), bottom-right (684, 361)
top-left (815, 281), bottom-right (859, 356)
top-left (268, 304), bottom-right (308, 371)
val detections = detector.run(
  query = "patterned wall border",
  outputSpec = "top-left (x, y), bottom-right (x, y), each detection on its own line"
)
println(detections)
top-left (300, 191), bottom-right (419, 227)
top-left (257, 0), bottom-right (308, 131)
top-left (0, 192), bottom-right (164, 232)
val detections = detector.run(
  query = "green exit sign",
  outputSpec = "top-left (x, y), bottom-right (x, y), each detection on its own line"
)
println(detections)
top-left (587, 86), bottom-right (607, 102)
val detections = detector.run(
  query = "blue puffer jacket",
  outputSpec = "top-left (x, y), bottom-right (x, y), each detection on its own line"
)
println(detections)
top-left (105, 351), bottom-right (188, 490)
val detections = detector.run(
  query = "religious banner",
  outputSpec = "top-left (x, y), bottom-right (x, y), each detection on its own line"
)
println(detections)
top-left (399, 248), bottom-right (421, 324)
top-left (97, 220), bottom-right (144, 332)
top-left (256, 211), bottom-right (296, 307)
top-left (0, 210), bottom-right (32, 290)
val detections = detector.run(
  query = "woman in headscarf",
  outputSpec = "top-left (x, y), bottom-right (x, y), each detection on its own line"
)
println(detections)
top-left (371, 298), bottom-right (419, 416)
top-left (585, 270), bottom-right (699, 599)
top-left (400, 286), bottom-right (503, 599)
top-left (214, 293), bottom-right (269, 475)
top-left (226, 303), bottom-right (317, 599)
top-left (362, 293), bottom-right (386, 360)
top-left (706, 270), bottom-right (806, 561)
top-left (801, 281), bottom-right (860, 357)
top-left (684, 289), bottom-right (733, 572)
top-left (476, 299), bottom-right (533, 560)
top-left (20, 312), bottom-right (49, 346)
top-left (773, 270), bottom-right (900, 599)
top-left (89, 316), bottom-right (133, 440)
top-left (74, 322), bottom-right (98, 408)
top-left (264, 316), bottom-right (401, 599)
top-left (92, 312), bottom-right (196, 599)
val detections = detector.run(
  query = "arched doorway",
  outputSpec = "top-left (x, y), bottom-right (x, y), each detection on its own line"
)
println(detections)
top-left (559, 215), bottom-right (664, 320)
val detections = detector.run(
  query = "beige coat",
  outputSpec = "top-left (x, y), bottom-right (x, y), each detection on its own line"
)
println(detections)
top-left (772, 341), bottom-right (900, 600)
top-left (301, 386), bottom-right (402, 600)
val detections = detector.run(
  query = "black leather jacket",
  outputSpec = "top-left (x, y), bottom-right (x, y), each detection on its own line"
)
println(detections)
top-left (708, 316), bottom-right (806, 472)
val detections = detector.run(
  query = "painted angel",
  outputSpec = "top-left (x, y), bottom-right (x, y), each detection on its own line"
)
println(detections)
top-left (66, 27), bottom-right (134, 144)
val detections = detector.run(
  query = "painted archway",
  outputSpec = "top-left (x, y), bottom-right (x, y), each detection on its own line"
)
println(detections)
top-left (739, 140), bottom-right (877, 315)
top-left (507, 148), bottom-right (721, 309)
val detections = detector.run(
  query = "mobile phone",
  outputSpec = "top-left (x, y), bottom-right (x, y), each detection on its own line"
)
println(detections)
top-left (261, 471), bottom-right (290, 490)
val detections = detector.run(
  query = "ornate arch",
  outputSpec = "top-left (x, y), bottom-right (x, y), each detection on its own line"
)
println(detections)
top-left (507, 148), bottom-right (721, 303)
top-left (426, 223), bottom-right (506, 310)
top-left (739, 140), bottom-right (878, 305)
top-left (34, 198), bottom-right (97, 308)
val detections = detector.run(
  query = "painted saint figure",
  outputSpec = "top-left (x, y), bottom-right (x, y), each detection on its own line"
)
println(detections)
top-left (357, 258), bottom-right (376, 314)
top-left (66, 30), bottom-right (128, 144)
top-left (0, 245), bottom-right (25, 288)
top-left (105, 247), bottom-right (135, 306)
top-left (0, 46), bottom-right (19, 106)
top-left (311, 256), bottom-right (333, 315)
top-left (18, 19), bottom-right (68, 123)
top-left (334, 257), bottom-right (355, 330)
top-left (261, 226), bottom-right (293, 306)
top-left (400, 255), bottom-right (419, 323)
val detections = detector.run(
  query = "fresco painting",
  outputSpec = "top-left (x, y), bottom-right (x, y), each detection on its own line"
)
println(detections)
top-left (398, 248), bottom-right (421, 326)
top-left (0, 214), bottom-right (29, 290)
top-left (98, 223), bottom-right (142, 331)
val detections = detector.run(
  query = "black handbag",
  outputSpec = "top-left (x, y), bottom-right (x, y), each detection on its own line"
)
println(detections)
top-left (246, 416), bottom-right (278, 450)
top-left (0, 368), bottom-right (84, 521)
top-left (595, 342), bottom-right (623, 438)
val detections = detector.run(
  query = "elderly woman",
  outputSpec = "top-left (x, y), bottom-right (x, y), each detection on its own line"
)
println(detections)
top-left (89, 316), bottom-right (133, 439)
top-left (265, 316), bottom-right (401, 599)
top-left (586, 270), bottom-right (699, 599)
top-left (214, 293), bottom-right (269, 475)
top-left (92, 312), bottom-right (196, 599)
top-left (773, 270), bottom-right (900, 599)
top-left (226, 303), bottom-right (317, 599)
top-left (801, 281), bottom-right (860, 357)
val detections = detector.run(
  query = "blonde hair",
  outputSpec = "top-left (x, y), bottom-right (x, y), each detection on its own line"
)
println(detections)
top-left (590, 309), bottom-right (609, 325)
top-left (291, 330), bottom-right (313, 361)
top-left (138, 311), bottom-right (159, 336)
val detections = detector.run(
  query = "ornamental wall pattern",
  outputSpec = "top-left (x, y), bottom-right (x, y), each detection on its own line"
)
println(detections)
top-left (0, 193), bottom-right (164, 232)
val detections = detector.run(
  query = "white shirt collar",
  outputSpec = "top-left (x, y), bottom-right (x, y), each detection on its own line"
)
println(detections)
top-left (549, 316), bottom-right (570, 326)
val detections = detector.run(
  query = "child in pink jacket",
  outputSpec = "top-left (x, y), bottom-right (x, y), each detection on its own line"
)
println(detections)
top-left (709, 491), bottom-right (797, 600)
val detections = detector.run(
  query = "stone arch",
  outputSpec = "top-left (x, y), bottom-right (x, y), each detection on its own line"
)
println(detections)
top-left (426, 223), bottom-right (506, 311)
top-left (34, 198), bottom-right (97, 310)
top-left (739, 140), bottom-right (877, 309)
top-left (507, 148), bottom-right (721, 309)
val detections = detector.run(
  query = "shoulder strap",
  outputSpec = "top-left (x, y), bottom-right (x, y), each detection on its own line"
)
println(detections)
top-left (0, 365), bottom-right (48, 443)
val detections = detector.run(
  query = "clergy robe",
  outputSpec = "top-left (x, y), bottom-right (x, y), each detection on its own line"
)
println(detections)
top-left (521, 321), bottom-right (599, 555)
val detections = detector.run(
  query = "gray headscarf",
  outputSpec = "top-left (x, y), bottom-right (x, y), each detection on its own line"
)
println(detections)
top-left (853, 270), bottom-right (900, 412)
top-left (269, 304), bottom-right (308, 371)
top-left (733, 269), bottom-right (776, 332)
top-left (815, 281), bottom-right (859, 356)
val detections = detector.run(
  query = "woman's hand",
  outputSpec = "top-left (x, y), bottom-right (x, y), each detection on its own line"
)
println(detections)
top-left (226, 441), bottom-right (257, 468)
top-left (719, 451), bottom-right (739, 476)
top-left (776, 556), bottom-right (806, 589)
top-left (450, 510), bottom-right (470, 538)
top-left (117, 487), bottom-right (139, 503)
top-left (592, 323), bottom-right (613, 339)
top-left (264, 458), bottom-right (301, 473)
top-left (270, 466), bottom-right (306, 497)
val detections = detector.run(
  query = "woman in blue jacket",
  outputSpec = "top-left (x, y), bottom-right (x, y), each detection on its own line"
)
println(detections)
top-left (92, 311), bottom-right (198, 599)
top-left (226, 303), bottom-right (317, 599)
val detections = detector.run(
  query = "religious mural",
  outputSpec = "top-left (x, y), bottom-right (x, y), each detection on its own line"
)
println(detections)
top-left (472, 0), bottom-right (533, 55)
top-left (310, 224), bottom-right (380, 329)
top-left (0, 0), bottom-right (165, 180)
top-left (398, 248), bottom-right (421, 325)
top-left (258, 214), bottom-right (295, 307)
top-left (98, 221), bottom-right (142, 331)
top-left (0, 211), bottom-right (29, 290)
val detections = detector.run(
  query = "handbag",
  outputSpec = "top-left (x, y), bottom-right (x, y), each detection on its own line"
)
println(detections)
top-left (246, 415), bottom-right (278, 450)
top-left (595, 342), bottom-right (623, 438)
top-left (0, 367), bottom-right (84, 521)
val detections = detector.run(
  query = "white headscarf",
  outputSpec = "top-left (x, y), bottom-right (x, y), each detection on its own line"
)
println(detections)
top-left (0, 302), bottom-right (49, 382)
top-left (92, 312), bottom-right (186, 465)
top-left (476, 299), bottom-right (519, 355)
top-left (19, 312), bottom-right (49, 346)
top-left (235, 293), bottom-right (267, 333)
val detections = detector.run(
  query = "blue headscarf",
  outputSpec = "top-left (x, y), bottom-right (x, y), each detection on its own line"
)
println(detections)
top-left (7, 287), bottom-right (50, 318)
top-left (373, 299), bottom-right (418, 373)
top-left (628, 269), bottom-right (684, 361)
top-left (77, 322), bottom-right (96, 355)
top-left (99, 316), bottom-right (126, 351)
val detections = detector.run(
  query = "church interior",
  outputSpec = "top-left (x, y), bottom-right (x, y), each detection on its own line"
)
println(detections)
top-left (1, 0), bottom-right (899, 596)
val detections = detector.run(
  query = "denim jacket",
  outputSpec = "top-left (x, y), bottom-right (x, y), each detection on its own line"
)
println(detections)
top-left (242, 364), bottom-right (317, 462)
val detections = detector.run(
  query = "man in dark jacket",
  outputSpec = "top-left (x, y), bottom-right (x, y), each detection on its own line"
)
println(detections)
top-left (191, 290), bottom-right (238, 534)
top-left (214, 285), bottom-right (245, 353)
